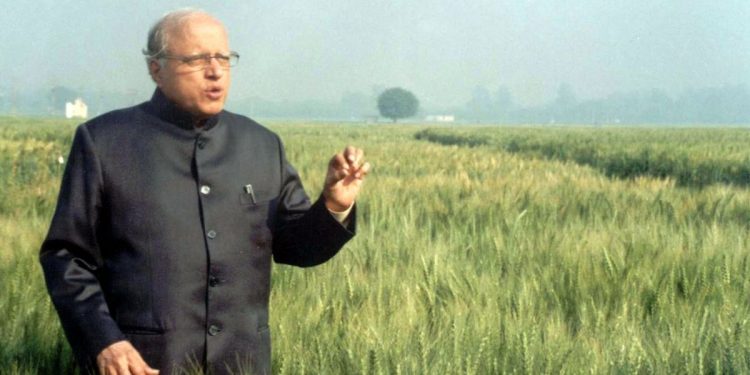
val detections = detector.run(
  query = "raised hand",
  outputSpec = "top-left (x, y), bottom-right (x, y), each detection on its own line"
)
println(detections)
top-left (323, 146), bottom-right (371, 212)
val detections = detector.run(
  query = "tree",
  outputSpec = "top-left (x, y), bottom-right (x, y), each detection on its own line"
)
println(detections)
top-left (555, 83), bottom-right (576, 108)
top-left (494, 86), bottom-right (514, 112)
top-left (48, 86), bottom-right (79, 115)
top-left (377, 87), bottom-right (419, 122)
top-left (466, 85), bottom-right (493, 121)
top-left (552, 83), bottom-right (577, 123)
top-left (494, 86), bottom-right (514, 123)
top-left (340, 91), bottom-right (371, 118)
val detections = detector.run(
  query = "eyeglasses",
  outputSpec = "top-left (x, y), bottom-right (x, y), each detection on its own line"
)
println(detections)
top-left (160, 51), bottom-right (240, 70)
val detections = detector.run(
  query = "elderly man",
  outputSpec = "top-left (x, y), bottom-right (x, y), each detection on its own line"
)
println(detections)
top-left (40, 9), bottom-right (369, 375)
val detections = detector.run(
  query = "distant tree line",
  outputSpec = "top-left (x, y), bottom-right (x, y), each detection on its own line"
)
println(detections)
top-left (460, 83), bottom-right (750, 125)
top-left (1, 83), bottom-right (748, 124)
top-left (0, 86), bottom-right (144, 117)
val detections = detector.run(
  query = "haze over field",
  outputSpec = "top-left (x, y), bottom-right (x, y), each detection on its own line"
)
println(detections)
top-left (3, 3), bottom-right (750, 372)
top-left (2, 0), bottom-right (748, 118)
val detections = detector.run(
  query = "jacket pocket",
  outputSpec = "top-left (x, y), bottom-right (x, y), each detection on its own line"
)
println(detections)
top-left (239, 181), bottom-right (275, 205)
top-left (122, 330), bottom-right (167, 372)
top-left (120, 325), bottom-right (165, 335)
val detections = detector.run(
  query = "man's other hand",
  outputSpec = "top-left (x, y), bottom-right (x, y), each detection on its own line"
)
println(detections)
top-left (323, 146), bottom-right (370, 212)
top-left (96, 340), bottom-right (159, 375)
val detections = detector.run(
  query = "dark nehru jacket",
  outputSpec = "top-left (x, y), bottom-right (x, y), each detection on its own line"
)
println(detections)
top-left (40, 89), bottom-right (355, 374)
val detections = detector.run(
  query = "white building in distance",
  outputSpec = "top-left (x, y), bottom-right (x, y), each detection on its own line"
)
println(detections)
top-left (425, 114), bottom-right (455, 123)
top-left (65, 98), bottom-right (88, 119)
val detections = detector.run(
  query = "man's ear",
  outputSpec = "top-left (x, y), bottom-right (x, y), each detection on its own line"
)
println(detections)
top-left (148, 60), bottom-right (162, 85)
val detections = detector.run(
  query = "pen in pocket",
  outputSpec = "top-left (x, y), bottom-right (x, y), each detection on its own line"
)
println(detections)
top-left (243, 184), bottom-right (257, 204)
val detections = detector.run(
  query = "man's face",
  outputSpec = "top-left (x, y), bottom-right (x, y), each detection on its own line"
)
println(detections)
top-left (150, 16), bottom-right (231, 119)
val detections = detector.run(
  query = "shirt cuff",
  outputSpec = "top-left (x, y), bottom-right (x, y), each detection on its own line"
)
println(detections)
top-left (327, 204), bottom-right (354, 223)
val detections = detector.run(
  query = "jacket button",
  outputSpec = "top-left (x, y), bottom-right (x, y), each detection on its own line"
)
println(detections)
top-left (207, 230), bottom-right (217, 239)
top-left (200, 185), bottom-right (211, 195)
top-left (209, 275), bottom-right (219, 287)
top-left (197, 138), bottom-right (207, 149)
top-left (208, 324), bottom-right (222, 336)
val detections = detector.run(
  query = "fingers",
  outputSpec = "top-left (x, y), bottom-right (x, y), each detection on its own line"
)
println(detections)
top-left (326, 146), bottom-right (369, 188)
top-left (343, 146), bottom-right (364, 169)
top-left (97, 340), bottom-right (130, 375)
top-left (344, 145), bottom-right (356, 163)
top-left (97, 340), bottom-right (158, 375)
top-left (329, 146), bottom-right (363, 179)
top-left (328, 153), bottom-right (350, 181)
top-left (354, 162), bottom-right (371, 179)
top-left (103, 361), bottom-right (131, 375)
top-left (130, 353), bottom-right (160, 375)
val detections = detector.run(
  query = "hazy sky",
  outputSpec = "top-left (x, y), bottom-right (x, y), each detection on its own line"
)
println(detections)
top-left (3, 0), bottom-right (749, 108)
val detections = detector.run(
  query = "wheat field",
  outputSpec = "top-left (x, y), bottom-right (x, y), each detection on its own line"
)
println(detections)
top-left (2, 118), bottom-right (750, 374)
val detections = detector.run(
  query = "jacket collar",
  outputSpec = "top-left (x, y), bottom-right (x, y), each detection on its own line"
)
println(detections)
top-left (148, 88), bottom-right (220, 131)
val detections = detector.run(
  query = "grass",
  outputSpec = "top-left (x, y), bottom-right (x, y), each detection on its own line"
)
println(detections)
top-left (2, 118), bottom-right (750, 373)
top-left (415, 126), bottom-right (750, 188)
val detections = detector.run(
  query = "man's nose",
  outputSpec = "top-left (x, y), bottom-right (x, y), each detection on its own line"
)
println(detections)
top-left (204, 58), bottom-right (225, 78)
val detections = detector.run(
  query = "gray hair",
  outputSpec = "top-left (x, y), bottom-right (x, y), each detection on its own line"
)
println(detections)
top-left (142, 8), bottom-right (210, 64)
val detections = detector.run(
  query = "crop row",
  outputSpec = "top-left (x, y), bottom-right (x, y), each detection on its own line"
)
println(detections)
top-left (415, 126), bottom-right (750, 188)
